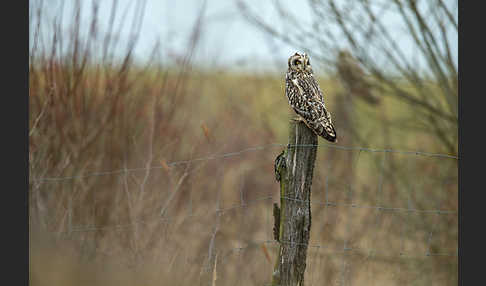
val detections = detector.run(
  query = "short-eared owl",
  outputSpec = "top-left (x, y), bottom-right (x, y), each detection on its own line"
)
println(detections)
top-left (285, 52), bottom-right (337, 142)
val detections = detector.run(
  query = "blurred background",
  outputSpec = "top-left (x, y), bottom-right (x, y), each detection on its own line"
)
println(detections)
top-left (29, 0), bottom-right (458, 285)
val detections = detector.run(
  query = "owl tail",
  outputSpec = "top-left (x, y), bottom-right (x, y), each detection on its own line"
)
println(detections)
top-left (315, 122), bottom-right (337, 143)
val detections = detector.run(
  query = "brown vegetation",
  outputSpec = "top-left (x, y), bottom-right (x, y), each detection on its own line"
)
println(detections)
top-left (30, 1), bottom-right (457, 285)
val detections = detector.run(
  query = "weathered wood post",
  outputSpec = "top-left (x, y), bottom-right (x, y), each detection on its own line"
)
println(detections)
top-left (272, 120), bottom-right (318, 286)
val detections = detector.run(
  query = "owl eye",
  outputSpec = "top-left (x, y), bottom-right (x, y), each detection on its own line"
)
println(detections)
top-left (293, 59), bottom-right (301, 66)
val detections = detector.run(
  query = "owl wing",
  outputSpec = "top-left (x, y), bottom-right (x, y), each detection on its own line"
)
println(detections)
top-left (287, 76), bottom-right (337, 142)
top-left (306, 75), bottom-right (324, 103)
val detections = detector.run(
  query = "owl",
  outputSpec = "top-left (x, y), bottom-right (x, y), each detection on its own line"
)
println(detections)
top-left (285, 52), bottom-right (337, 142)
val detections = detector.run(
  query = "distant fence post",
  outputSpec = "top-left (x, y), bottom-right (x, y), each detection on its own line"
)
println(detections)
top-left (272, 120), bottom-right (318, 286)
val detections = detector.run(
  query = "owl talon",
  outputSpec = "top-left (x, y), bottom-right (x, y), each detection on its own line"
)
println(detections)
top-left (291, 116), bottom-right (305, 123)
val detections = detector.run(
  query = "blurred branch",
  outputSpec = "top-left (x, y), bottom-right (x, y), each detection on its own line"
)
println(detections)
top-left (238, 0), bottom-right (457, 153)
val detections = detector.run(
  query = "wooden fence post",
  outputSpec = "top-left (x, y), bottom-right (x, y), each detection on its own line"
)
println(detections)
top-left (272, 120), bottom-right (318, 286)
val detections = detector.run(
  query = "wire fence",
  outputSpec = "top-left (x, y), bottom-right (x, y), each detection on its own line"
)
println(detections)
top-left (31, 143), bottom-right (458, 182)
top-left (30, 142), bottom-right (458, 285)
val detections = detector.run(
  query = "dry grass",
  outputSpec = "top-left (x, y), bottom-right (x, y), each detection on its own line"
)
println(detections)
top-left (29, 1), bottom-right (457, 285)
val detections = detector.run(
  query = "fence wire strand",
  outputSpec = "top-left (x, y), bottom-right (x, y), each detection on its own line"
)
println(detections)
top-left (31, 141), bottom-right (458, 284)
top-left (31, 143), bottom-right (458, 182)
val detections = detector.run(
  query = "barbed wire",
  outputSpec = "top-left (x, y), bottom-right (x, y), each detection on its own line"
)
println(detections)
top-left (41, 198), bottom-right (458, 265)
top-left (212, 239), bottom-right (458, 286)
top-left (189, 235), bottom-right (458, 286)
top-left (54, 194), bottom-right (456, 235)
top-left (61, 194), bottom-right (274, 233)
top-left (282, 196), bottom-right (456, 214)
top-left (30, 142), bottom-right (458, 182)
top-left (179, 237), bottom-right (458, 281)
top-left (38, 140), bottom-right (457, 263)
top-left (32, 140), bottom-right (457, 285)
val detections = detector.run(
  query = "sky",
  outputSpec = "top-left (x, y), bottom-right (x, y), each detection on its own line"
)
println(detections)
top-left (32, 0), bottom-right (458, 74)
top-left (100, 0), bottom-right (311, 70)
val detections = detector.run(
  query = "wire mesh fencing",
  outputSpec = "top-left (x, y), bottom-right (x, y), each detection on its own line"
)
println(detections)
top-left (29, 143), bottom-right (458, 286)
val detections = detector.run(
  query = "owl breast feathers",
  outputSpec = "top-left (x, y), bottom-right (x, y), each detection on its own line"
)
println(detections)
top-left (285, 52), bottom-right (337, 142)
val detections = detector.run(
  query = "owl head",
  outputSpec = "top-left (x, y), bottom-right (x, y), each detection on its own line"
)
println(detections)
top-left (288, 52), bottom-right (312, 73)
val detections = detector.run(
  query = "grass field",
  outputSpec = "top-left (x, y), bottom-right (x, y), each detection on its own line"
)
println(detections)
top-left (29, 1), bottom-right (457, 284)
top-left (29, 61), bottom-right (457, 285)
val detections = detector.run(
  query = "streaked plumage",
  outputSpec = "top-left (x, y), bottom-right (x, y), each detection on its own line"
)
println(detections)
top-left (285, 52), bottom-right (337, 142)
